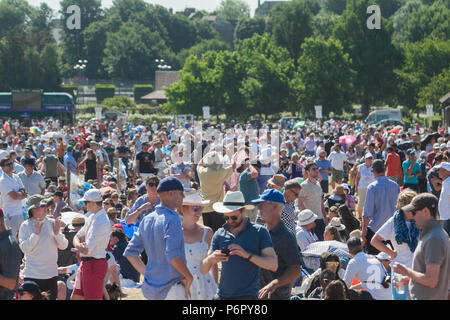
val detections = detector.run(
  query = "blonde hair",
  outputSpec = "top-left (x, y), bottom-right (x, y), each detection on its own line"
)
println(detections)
top-left (396, 189), bottom-right (417, 210)
top-left (291, 152), bottom-right (299, 161)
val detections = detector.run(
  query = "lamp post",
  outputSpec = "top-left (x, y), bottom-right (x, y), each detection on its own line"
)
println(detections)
top-left (155, 58), bottom-right (172, 71)
top-left (73, 59), bottom-right (87, 104)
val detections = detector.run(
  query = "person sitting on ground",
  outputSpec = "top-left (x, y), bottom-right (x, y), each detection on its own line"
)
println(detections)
top-left (324, 280), bottom-right (348, 300)
top-left (338, 204), bottom-right (360, 237)
top-left (295, 209), bottom-right (319, 252)
top-left (110, 227), bottom-right (140, 284)
top-left (16, 281), bottom-right (50, 300)
top-left (323, 224), bottom-right (343, 242)
top-left (306, 269), bottom-right (336, 299)
top-left (303, 252), bottom-right (344, 298)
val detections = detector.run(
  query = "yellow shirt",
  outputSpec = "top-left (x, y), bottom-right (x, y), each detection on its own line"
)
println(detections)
top-left (197, 165), bottom-right (233, 213)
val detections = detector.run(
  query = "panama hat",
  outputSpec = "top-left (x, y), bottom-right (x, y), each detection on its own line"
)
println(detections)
top-left (267, 174), bottom-right (286, 188)
top-left (329, 217), bottom-right (346, 231)
top-left (297, 209), bottom-right (318, 226)
top-left (212, 191), bottom-right (255, 213)
top-left (183, 190), bottom-right (210, 207)
top-left (203, 151), bottom-right (223, 166)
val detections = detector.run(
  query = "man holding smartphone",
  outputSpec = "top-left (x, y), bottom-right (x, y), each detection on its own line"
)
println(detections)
top-left (201, 191), bottom-right (278, 300)
top-left (0, 157), bottom-right (28, 238)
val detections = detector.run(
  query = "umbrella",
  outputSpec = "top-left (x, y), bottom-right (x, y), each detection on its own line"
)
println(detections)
top-left (60, 211), bottom-right (85, 226)
top-left (389, 128), bottom-right (399, 134)
top-left (397, 141), bottom-right (417, 151)
top-left (44, 131), bottom-right (63, 139)
top-left (135, 125), bottom-right (146, 131)
top-left (339, 135), bottom-right (357, 145)
top-left (301, 240), bottom-right (352, 271)
top-left (294, 121), bottom-right (305, 128)
top-left (29, 126), bottom-right (42, 134)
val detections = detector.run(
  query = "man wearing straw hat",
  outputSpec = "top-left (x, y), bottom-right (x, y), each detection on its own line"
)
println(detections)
top-left (197, 151), bottom-right (235, 232)
top-left (201, 191), bottom-right (277, 300)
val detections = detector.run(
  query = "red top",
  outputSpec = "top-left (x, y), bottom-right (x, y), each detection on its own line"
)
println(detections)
top-left (385, 152), bottom-right (401, 176)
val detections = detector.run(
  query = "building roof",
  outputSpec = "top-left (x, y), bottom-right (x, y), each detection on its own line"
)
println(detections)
top-left (141, 90), bottom-right (167, 100)
top-left (439, 92), bottom-right (450, 105)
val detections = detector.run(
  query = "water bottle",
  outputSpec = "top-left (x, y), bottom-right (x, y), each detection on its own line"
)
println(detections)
top-left (393, 272), bottom-right (405, 295)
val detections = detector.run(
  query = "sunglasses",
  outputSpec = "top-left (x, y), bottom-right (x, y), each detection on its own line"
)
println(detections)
top-left (326, 261), bottom-right (340, 267)
top-left (192, 206), bottom-right (202, 212)
top-left (104, 202), bottom-right (113, 205)
top-left (311, 167), bottom-right (319, 171)
top-left (147, 183), bottom-right (158, 187)
top-left (289, 189), bottom-right (299, 197)
top-left (112, 196), bottom-right (119, 199)
top-left (3, 162), bottom-right (13, 167)
top-left (224, 214), bottom-right (239, 221)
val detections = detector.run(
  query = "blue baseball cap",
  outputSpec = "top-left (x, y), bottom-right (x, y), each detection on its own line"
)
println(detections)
top-left (406, 149), bottom-right (415, 155)
top-left (156, 176), bottom-right (184, 193)
top-left (251, 189), bottom-right (286, 205)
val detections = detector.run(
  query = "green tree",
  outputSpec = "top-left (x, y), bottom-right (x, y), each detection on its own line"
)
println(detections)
top-left (395, 38), bottom-right (450, 113)
top-left (166, 14), bottom-right (198, 53)
top-left (312, 11), bottom-right (339, 39)
top-left (392, 0), bottom-right (422, 44)
top-left (270, 0), bottom-right (314, 62)
top-left (192, 19), bottom-right (219, 42)
top-left (374, 0), bottom-right (403, 18)
top-left (216, 0), bottom-right (250, 21)
top-left (102, 21), bottom-right (172, 80)
top-left (392, 0), bottom-right (450, 43)
top-left (324, 0), bottom-right (347, 14)
top-left (28, 3), bottom-right (54, 51)
top-left (294, 37), bottom-right (355, 117)
top-left (333, 0), bottom-right (402, 118)
top-left (176, 39), bottom-right (230, 66)
top-left (417, 68), bottom-right (450, 112)
top-left (40, 44), bottom-right (61, 90)
top-left (234, 16), bottom-right (266, 45)
top-left (83, 19), bottom-right (109, 78)
top-left (59, 0), bottom-right (103, 73)
top-left (238, 34), bottom-right (295, 118)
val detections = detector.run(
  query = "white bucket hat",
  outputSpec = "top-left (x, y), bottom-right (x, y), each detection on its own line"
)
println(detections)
top-left (297, 209), bottom-right (318, 226)
top-left (203, 151), bottom-right (223, 166)
top-left (79, 189), bottom-right (103, 202)
top-left (329, 217), bottom-right (346, 231)
top-left (212, 191), bottom-right (255, 213)
top-left (183, 191), bottom-right (210, 207)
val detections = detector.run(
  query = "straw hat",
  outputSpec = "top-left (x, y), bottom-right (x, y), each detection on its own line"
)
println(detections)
top-left (332, 185), bottom-right (346, 198)
top-left (69, 216), bottom-right (85, 230)
top-left (267, 174), bottom-right (286, 188)
top-left (329, 217), bottom-right (346, 231)
top-left (297, 209), bottom-right (318, 226)
top-left (183, 191), bottom-right (210, 207)
top-left (203, 151), bottom-right (223, 166)
top-left (212, 191), bottom-right (255, 213)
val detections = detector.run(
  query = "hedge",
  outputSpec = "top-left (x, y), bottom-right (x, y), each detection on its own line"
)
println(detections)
top-left (133, 84), bottom-right (153, 104)
top-left (95, 84), bottom-right (115, 104)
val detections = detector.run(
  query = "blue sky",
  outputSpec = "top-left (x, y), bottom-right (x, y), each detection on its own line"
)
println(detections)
top-left (27, 0), bottom-right (284, 18)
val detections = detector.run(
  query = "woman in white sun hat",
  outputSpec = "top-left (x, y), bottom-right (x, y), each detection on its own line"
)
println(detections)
top-left (177, 190), bottom-right (217, 300)
top-left (295, 209), bottom-right (319, 251)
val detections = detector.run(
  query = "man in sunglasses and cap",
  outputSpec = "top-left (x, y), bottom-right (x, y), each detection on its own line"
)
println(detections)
top-left (201, 191), bottom-right (278, 300)
top-left (393, 193), bottom-right (450, 300)
top-left (253, 189), bottom-right (302, 300)
top-left (124, 177), bottom-right (193, 300)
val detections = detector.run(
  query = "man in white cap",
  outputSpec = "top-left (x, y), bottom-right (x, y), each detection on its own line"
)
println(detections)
top-left (295, 209), bottom-right (319, 251)
top-left (435, 162), bottom-right (450, 236)
top-left (71, 189), bottom-right (111, 300)
top-left (201, 191), bottom-right (277, 300)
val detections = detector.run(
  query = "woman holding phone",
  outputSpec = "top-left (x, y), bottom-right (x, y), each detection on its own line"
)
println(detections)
top-left (178, 191), bottom-right (218, 300)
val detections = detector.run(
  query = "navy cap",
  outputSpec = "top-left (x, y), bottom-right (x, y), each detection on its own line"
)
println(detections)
top-left (156, 176), bottom-right (184, 193)
top-left (18, 281), bottom-right (41, 296)
top-left (23, 158), bottom-right (36, 166)
top-left (251, 189), bottom-right (286, 205)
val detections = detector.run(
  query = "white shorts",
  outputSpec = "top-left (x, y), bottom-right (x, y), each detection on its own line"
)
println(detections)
top-left (165, 282), bottom-right (188, 300)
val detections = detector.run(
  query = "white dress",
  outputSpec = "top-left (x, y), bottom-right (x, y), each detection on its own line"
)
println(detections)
top-left (184, 228), bottom-right (218, 300)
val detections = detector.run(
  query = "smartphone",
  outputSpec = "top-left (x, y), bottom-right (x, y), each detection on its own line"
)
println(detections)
top-left (221, 248), bottom-right (230, 256)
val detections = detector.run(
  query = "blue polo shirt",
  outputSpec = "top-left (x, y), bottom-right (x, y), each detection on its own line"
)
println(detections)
top-left (123, 204), bottom-right (185, 300)
top-left (211, 219), bottom-right (273, 298)
top-left (316, 158), bottom-right (332, 181)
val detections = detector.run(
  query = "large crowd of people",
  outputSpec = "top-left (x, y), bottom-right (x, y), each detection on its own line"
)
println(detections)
top-left (0, 116), bottom-right (449, 300)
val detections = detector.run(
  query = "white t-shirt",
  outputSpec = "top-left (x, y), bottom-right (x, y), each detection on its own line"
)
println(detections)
top-left (0, 172), bottom-right (25, 217)
top-left (357, 164), bottom-right (375, 190)
top-left (438, 177), bottom-right (449, 220)
top-left (374, 216), bottom-right (414, 268)
top-left (328, 151), bottom-right (347, 171)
